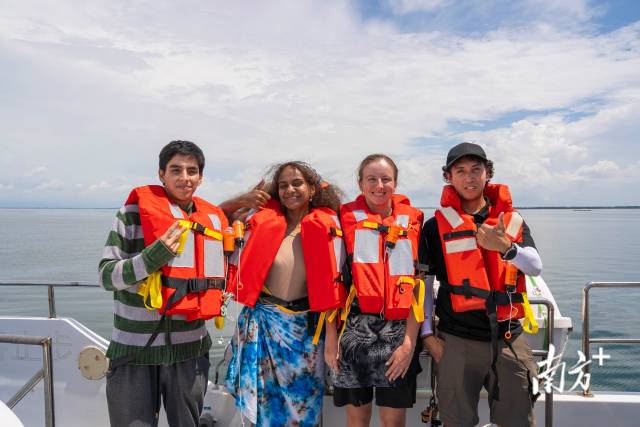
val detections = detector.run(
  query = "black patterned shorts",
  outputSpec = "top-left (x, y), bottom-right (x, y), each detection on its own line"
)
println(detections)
top-left (333, 312), bottom-right (416, 388)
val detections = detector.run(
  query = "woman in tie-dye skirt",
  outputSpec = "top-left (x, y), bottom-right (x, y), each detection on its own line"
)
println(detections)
top-left (225, 161), bottom-right (343, 426)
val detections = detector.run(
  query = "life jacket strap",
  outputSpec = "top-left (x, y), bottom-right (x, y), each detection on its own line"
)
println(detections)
top-left (441, 281), bottom-right (525, 305)
top-left (311, 308), bottom-right (339, 345)
top-left (177, 219), bottom-right (223, 240)
top-left (336, 285), bottom-right (358, 354)
top-left (161, 277), bottom-right (226, 292)
top-left (411, 278), bottom-right (426, 323)
top-left (442, 229), bottom-right (476, 241)
top-left (138, 271), bottom-right (163, 310)
top-left (329, 226), bottom-right (343, 237)
top-left (361, 221), bottom-right (408, 236)
top-left (521, 293), bottom-right (539, 334)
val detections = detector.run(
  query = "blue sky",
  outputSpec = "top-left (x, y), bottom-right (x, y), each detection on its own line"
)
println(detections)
top-left (1, 0), bottom-right (639, 207)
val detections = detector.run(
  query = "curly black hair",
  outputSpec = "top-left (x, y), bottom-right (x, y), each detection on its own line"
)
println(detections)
top-left (263, 161), bottom-right (343, 213)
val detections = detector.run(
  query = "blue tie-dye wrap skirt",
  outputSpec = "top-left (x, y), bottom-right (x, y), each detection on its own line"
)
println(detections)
top-left (225, 302), bottom-right (325, 426)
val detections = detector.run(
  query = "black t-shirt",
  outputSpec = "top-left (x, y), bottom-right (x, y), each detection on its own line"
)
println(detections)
top-left (418, 202), bottom-right (537, 341)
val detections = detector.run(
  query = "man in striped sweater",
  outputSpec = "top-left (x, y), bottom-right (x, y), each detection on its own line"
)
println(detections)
top-left (99, 140), bottom-right (269, 427)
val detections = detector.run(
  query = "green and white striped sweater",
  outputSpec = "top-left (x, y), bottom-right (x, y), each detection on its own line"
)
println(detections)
top-left (98, 202), bottom-right (211, 365)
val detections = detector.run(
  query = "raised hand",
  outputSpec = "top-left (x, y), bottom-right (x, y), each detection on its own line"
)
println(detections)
top-left (476, 212), bottom-right (511, 253)
top-left (243, 179), bottom-right (271, 209)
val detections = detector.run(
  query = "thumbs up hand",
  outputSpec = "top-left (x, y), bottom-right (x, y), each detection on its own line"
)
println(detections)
top-left (240, 179), bottom-right (271, 209)
top-left (476, 212), bottom-right (511, 253)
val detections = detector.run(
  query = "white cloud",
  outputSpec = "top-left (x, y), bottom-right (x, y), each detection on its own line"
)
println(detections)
top-left (389, 0), bottom-right (450, 15)
top-left (571, 160), bottom-right (621, 179)
top-left (0, 1), bottom-right (639, 207)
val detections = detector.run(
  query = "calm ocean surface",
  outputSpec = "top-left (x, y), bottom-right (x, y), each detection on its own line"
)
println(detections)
top-left (0, 208), bottom-right (639, 392)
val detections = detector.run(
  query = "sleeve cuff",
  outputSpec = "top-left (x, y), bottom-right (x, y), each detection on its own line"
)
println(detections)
top-left (502, 242), bottom-right (519, 261)
top-left (420, 322), bottom-right (434, 337)
top-left (141, 239), bottom-right (175, 273)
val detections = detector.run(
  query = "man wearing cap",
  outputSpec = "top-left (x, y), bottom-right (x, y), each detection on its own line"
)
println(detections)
top-left (419, 142), bottom-right (543, 427)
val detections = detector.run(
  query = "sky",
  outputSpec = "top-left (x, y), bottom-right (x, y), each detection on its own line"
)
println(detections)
top-left (1, 0), bottom-right (639, 208)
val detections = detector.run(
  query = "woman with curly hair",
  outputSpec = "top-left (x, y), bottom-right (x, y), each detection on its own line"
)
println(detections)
top-left (225, 161), bottom-right (344, 427)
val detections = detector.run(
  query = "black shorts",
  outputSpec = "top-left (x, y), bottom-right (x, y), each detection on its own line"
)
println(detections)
top-left (332, 375), bottom-right (418, 409)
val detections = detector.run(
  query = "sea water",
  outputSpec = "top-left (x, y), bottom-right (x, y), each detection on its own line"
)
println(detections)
top-left (0, 208), bottom-right (639, 391)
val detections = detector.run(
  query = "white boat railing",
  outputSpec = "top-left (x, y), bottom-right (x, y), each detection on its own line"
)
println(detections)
top-left (0, 280), bottom-right (99, 318)
top-left (0, 334), bottom-right (55, 427)
top-left (582, 281), bottom-right (640, 397)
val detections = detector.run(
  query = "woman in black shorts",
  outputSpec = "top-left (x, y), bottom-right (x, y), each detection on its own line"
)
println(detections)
top-left (325, 154), bottom-right (425, 427)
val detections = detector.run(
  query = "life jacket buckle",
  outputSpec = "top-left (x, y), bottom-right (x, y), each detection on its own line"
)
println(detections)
top-left (329, 226), bottom-right (343, 238)
top-left (462, 278), bottom-right (473, 299)
top-left (186, 278), bottom-right (199, 293)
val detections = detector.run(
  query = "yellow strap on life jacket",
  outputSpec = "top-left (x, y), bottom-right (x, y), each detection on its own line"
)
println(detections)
top-left (334, 228), bottom-right (343, 237)
top-left (177, 220), bottom-right (223, 241)
top-left (341, 285), bottom-right (358, 322)
top-left (362, 221), bottom-right (380, 230)
top-left (361, 221), bottom-right (408, 236)
top-left (337, 285), bottom-right (358, 344)
top-left (214, 316), bottom-right (225, 329)
top-left (137, 271), bottom-right (163, 310)
top-left (137, 222), bottom-right (191, 310)
top-left (176, 220), bottom-right (192, 253)
top-left (311, 308), bottom-right (339, 345)
top-left (412, 278), bottom-right (425, 323)
top-left (521, 293), bottom-right (539, 334)
top-left (312, 311), bottom-right (327, 345)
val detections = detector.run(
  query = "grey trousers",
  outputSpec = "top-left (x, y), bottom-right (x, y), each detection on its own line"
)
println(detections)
top-left (106, 355), bottom-right (210, 427)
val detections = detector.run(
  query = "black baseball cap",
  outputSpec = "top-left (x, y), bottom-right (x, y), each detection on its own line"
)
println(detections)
top-left (445, 142), bottom-right (488, 169)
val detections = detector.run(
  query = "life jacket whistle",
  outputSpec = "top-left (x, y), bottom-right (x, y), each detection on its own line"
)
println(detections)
top-left (222, 226), bottom-right (235, 255)
top-left (385, 224), bottom-right (402, 250)
top-left (233, 220), bottom-right (246, 248)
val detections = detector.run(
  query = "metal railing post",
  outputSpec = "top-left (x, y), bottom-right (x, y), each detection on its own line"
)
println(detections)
top-left (581, 283), bottom-right (592, 397)
top-left (42, 337), bottom-right (55, 427)
top-left (0, 334), bottom-right (56, 427)
top-left (581, 282), bottom-right (640, 397)
top-left (48, 285), bottom-right (56, 318)
top-left (529, 298), bottom-right (554, 427)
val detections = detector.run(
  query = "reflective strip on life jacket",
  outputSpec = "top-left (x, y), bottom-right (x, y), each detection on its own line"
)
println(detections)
top-left (389, 215), bottom-right (415, 276)
top-left (439, 206), bottom-right (464, 228)
top-left (506, 211), bottom-right (523, 240)
top-left (444, 237), bottom-right (478, 254)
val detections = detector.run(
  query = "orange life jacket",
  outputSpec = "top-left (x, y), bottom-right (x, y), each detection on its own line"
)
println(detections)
top-left (340, 194), bottom-right (424, 320)
top-left (435, 183), bottom-right (526, 322)
top-left (226, 199), bottom-right (346, 312)
top-left (128, 185), bottom-right (228, 321)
